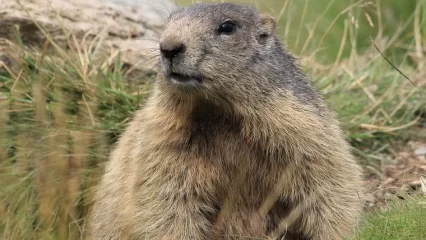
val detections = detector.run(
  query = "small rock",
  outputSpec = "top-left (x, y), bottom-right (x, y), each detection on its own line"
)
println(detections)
top-left (415, 147), bottom-right (426, 156)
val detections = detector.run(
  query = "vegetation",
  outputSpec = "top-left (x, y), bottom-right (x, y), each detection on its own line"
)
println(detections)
top-left (355, 195), bottom-right (426, 240)
top-left (0, 36), bottom-right (149, 239)
top-left (0, 0), bottom-right (425, 239)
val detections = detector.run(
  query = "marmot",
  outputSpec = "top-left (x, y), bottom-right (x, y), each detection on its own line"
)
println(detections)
top-left (90, 3), bottom-right (364, 240)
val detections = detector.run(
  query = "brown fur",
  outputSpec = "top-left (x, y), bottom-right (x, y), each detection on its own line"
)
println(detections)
top-left (90, 3), bottom-right (364, 240)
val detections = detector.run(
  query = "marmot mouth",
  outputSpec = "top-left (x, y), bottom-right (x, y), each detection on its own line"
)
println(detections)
top-left (170, 72), bottom-right (203, 84)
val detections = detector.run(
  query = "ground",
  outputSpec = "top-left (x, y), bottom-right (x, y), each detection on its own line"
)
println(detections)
top-left (364, 140), bottom-right (426, 210)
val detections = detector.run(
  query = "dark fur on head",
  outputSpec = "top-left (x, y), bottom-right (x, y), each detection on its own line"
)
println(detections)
top-left (90, 3), bottom-right (364, 240)
top-left (158, 3), bottom-right (320, 110)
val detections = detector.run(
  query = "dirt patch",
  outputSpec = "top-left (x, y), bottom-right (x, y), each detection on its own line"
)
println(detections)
top-left (363, 140), bottom-right (426, 210)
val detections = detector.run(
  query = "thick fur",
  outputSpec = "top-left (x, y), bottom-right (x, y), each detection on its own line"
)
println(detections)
top-left (90, 3), bottom-right (364, 240)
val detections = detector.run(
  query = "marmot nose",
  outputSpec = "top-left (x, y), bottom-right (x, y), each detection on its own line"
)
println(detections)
top-left (160, 43), bottom-right (186, 60)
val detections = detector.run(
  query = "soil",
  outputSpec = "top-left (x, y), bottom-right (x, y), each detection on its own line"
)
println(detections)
top-left (363, 139), bottom-right (426, 210)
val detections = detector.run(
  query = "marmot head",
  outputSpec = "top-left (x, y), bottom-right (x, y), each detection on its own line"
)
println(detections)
top-left (156, 3), bottom-right (285, 104)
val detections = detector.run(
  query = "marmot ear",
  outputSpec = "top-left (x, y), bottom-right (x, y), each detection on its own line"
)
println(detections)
top-left (258, 14), bottom-right (276, 43)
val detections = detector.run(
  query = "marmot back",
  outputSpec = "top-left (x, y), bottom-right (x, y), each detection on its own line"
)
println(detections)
top-left (90, 3), bottom-right (364, 240)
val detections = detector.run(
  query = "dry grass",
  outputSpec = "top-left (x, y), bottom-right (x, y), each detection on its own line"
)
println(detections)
top-left (0, 32), bottom-right (149, 238)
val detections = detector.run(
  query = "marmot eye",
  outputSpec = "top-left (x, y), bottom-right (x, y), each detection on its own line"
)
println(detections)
top-left (218, 20), bottom-right (236, 34)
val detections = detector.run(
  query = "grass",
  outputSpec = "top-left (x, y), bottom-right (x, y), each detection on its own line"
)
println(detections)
top-left (355, 195), bottom-right (426, 240)
top-left (0, 0), bottom-right (425, 239)
top-left (0, 33), bottom-right (149, 239)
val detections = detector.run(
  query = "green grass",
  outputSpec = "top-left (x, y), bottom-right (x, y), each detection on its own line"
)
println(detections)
top-left (355, 195), bottom-right (426, 240)
top-left (0, 0), bottom-right (425, 239)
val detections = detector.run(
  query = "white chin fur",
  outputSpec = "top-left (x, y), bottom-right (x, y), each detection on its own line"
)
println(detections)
top-left (170, 77), bottom-right (197, 84)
